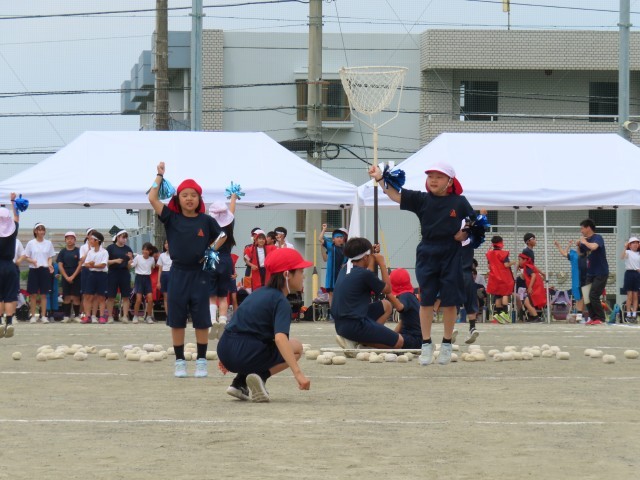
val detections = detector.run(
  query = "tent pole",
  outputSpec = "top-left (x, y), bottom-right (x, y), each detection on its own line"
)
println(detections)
top-left (543, 208), bottom-right (552, 323)
top-left (513, 207), bottom-right (518, 322)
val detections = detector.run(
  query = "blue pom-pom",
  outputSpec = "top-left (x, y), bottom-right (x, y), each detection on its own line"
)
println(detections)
top-left (14, 194), bottom-right (29, 214)
top-left (202, 247), bottom-right (220, 272)
top-left (467, 214), bottom-right (491, 249)
top-left (158, 178), bottom-right (175, 200)
top-left (381, 165), bottom-right (406, 192)
top-left (225, 181), bottom-right (245, 200)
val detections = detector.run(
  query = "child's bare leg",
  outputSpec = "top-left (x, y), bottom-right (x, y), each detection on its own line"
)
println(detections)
top-left (441, 305), bottom-right (457, 339)
top-left (134, 294), bottom-right (142, 317)
top-left (269, 338), bottom-right (303, 376)
top-left (524, 298), bottom-right (537, 316)
top-left (375, 299), bottom-right (393, 325)
top-left (419, 305), bottom-right (434, 340)
top-left (145, 294), bottom-right (153, 316)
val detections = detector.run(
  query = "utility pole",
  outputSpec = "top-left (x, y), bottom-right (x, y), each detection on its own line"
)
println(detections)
top-left (155, 0), bottom-right (170, 131)
top-left (190, 0), bottom-right (203, 131)
top-left (616, 0), bottom-right (632, 307)
top-left (303, 0), bottom-right (323, 306)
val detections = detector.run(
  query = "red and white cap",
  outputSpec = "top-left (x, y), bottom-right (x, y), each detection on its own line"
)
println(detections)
top-left (209, 201), bottom-right (234, 227)
top-left (0, 207), bottom-right (15, 238)
top-left (64, 231), bottom-right (77, 238)
top-left (425, 162), bottom-right (463, 194)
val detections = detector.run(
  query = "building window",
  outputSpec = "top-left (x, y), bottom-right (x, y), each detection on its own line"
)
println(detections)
top-left (587, 209), bottom-right (615, 234)
top-left (589, 82), bottom-right (618, 123)
top-left (296, 210), bottom-right (345, 232)
top-left (296, 79), bottom-right (350, 122)
top-left (460, 81), bottom-right (498, 121)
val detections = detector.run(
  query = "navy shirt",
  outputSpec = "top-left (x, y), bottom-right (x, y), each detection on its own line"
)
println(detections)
top-left (397, 292), bottom-right (421, 339)
top-left (159, 205), bottom-right (222, 269)
top-left (461, 242), bottom-right (475, 271)
top-left (331, 266), bottom-right (386, 322)
top-left (106, 243), bottom-right (133, 270)
top-left (0, 221), bottom-right (18, 262)
top-left (522, 246), bottom-right (535, 263)
top-left (226, 287), bottom-right (292, 342)
top-left (579, 234), bottom-right (609, 276)
top-left (56, 247), bottom-right (80, 275)
top-left (216, 220), bottom-right (235, 255)
top-left (400, 189), bottom-right (475, 242)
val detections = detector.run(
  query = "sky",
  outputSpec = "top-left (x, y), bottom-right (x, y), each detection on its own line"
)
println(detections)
top-left (0, 0), bottom-right (637, 228)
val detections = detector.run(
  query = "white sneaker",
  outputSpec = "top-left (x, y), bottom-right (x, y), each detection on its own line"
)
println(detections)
top-left (194, 358), bottom-right (208, 378)
top-left (145, 316), bottom-right (154, 324)
top-left (438, 343), bottom-right (453, 365)
top-left (61, 316), bottom-right (70, 323)
top-left (72, 315), bottom-right (82, 323)
top-left (174, 359), bottom-right (187, 378)
top-left (208, 322), bottom-right (218, 340)
top-left (120, 315), bottom-right (129, 323)
top-left (29, 316), bottom-right (37, 324)
top-left (107, 316), bottom-right (114, 324)
top-left (132, 316), bottom-right (139, 324)
top-left (335, 335), bottom-right (358, 358)
top-left (4, 323), bottom-right (14, 338)
top-left (464, 328), bottom-right (480, 345)
top-left (451, 329), bottom-right (458, 344)
top-left (217, 317), bottom-right (227, 340)
top-left (42, 317), bottom-right (49, 324)
top-left (419, 342), bottom-right (434, 366)
top-left (246, 373), bottom-right (270, 403)
top-left (91, 315), bottom-right (98, 324)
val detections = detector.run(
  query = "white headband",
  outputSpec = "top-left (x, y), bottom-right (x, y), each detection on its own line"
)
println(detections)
top-left (346, 249), bottom-right (371, 274)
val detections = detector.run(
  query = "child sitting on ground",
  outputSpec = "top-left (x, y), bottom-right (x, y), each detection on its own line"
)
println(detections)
top-left (386, 268), bottom-right (421, 349)
top-left (331, 237), bottom-right (401, 350)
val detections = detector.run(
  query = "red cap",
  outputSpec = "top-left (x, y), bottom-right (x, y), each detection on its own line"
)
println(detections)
top-left (389, 268), bottom-right (414, 296)
top-left (265, 248), bottom-right (313, 274)
top-left (167, 179), bottom-right (205, 213)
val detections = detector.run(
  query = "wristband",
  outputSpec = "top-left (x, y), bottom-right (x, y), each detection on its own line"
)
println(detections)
top-left (156, 173), bottom-right (163, 177)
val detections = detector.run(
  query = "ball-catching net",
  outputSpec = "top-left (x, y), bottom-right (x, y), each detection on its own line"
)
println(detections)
top-left (339, 66), bottom-right (408, 118)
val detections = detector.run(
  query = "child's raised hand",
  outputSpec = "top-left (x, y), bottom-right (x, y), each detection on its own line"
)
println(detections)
top-left (368, 165), bottom-right (382, 179)
top-left (372, 243), bottom-right (381, 254)
top-left (157, 162), bottom-right (165, 176)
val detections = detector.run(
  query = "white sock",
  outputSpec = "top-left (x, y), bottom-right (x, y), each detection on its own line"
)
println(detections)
top-left (209, 304), bottom-right (218, 322)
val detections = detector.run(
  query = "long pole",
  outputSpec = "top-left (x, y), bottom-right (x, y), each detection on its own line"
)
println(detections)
top-left (617, 0), bottom-right (632, 307)
top-left (155, 0), bottom-right (169, 131)
top-left (190, 0), bottom-right (203, 131)
top-left (304, 0), bottom-right (323, 307)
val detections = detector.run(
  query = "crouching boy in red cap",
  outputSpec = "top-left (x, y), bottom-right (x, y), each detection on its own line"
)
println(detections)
top-left (217, 248), bottom-right (312, 402)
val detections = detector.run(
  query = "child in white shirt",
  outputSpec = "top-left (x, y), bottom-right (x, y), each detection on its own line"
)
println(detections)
top-left (131, 242), bottom-right (156, 323)
top-left (82, 231), bottom-right (109, 323)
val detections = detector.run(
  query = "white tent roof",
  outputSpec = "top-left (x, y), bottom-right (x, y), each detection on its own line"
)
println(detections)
top-left (358, 133), bottom-right (640, 210)
top-left (0, 131), bottom-right (357, 210)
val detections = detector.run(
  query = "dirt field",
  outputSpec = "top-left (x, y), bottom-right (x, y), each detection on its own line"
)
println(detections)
top-left (0, 320), bottom-right (638, 480)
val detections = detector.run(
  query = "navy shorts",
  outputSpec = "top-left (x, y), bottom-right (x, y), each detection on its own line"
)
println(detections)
top-left (27, 267), bottom-right (52, 295)
top-left (335, 301), bottom-right (399, 347)
top-left (85, 271), bottom-right (108, 296)
top-left (402, 334), bottom-right (422, 349)
top-left (61, 275), bottom-right (81, 297)
top-left (159, 271), bottom-right (170, 293)
top-left (208, 255), bottom-right (232, 297)
top-left (134, 274), bottom-right (153, 296)
top-left (167, 266), bottom-right (211, 329)
top-left (0, 260), bottom-right (19, 302)
top-left (107, 269), bottom-right (132, 298)
top-left (463, 272), bottom-right (479, 314)
top-left (415, 240), bottom-right (464, 307)
top-left (227, 272), bottom-right (237, 294)
top-left (217, 331), bottom-right (285, 375)
top-left (80, 267), bottom-right (90, 294)
top-left (623, 270), bottom-right (640, 292)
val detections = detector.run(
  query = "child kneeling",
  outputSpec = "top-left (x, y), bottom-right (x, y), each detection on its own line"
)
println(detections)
top-left (331, 237), bottom-right (402, 350)
top-left (217, 248), bottom-right (312, 403)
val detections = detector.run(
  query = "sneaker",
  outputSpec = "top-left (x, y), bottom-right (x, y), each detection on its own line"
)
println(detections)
top-left (419, 342), bottom-right (435, 366)
top-left (98, 316), bottom-right (108, 324)
top-left (132, 316), bottom-right (139, 324)
top-left (451, 329), bottom-right (458, 344)
top-left (91, 315), bottom-right (98, 324)
top-left (525, 316), bottom-right (542, 323)
top-left (80, 315), bottom-right (91, 324)
top-left (72, 315), bottom-right (82, 323)
top-left (438, 342), bottom-right (453, 365)
top-left (41, 317), bottom-right (50, 324)
top-left (208, 322), bottom-right (219, 340)
top-left (217, 317), bottom-right (227, 340)
top-left (492, 313), bottom-right (505, 324)
top-left (335, 335), bottom-right (357, 358)
top-left (174, 359), bottom-right (188, 378)
top-left (120, 315), bottom-right (129, 323)
top-left (226, 385), bottom-right (250, 401)
top-left (499, 312), bottom-right (511, 324)
top-left (590, 319), bottom-right (604, 325)
top-left (246, 373), bottom-right (270, 403)
top-left (194, 358), bottom-right (208, 378)
top-left (0, 325), bottom-right (4, 338)
top-left (61, 316), bottom-right (70, 323)
top-left (107, 316), bottom-right (114, 324)
top-left (465, 328), bottom-right (480, 345)
top-left (145, 316), bottom-right (154, 324)
top-left (29, 316), bottom-right (37, 324)
top-left (4, 323), bottom-right (14, 338)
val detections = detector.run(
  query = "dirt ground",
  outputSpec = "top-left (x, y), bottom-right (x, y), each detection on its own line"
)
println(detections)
top-left (0, 319), bottom-right (638, 480)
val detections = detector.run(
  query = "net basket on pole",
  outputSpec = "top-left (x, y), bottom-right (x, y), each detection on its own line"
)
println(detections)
top-left (339, 66), bottom-right (408, 128)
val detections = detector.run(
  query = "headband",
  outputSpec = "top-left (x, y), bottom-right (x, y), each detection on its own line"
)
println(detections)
top-left (346, 249), bottom-right (371, 274)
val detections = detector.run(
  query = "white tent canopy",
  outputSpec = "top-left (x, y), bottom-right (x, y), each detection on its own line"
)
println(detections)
top-left (0, 131), bottom-right (357, 210)
top-left (357, 133), bottom-right (640, 210)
